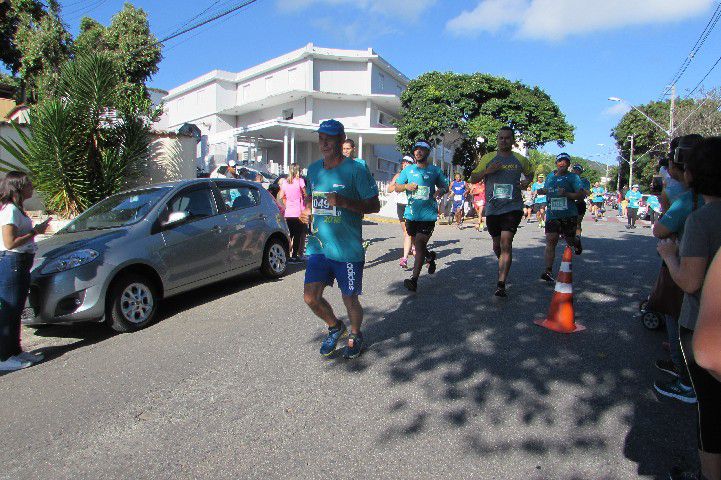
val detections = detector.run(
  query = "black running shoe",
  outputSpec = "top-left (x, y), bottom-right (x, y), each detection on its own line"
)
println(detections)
top-left (404, 277), bottom-right (418, 292)
top-left (540, 271), bottom-right (554, 283)
top-left (494, 286), bottom-right (507, 297)
top-left (574, 236), bottom-right (583, 255)
top-left (426, 251), bottom-right (437, 275)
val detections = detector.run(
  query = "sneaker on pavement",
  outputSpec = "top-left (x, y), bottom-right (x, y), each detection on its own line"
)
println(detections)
top-left (343, 332), bottom-right (364, 359)
top-left (319, 321), bottom-right (348, 356)
top-left (655, 359), bottom-right (680, 378)
top-left (0, 356), bottom-right (33, 371)
top-left (494, 286), bottom-right (507, 297)
top-left (540, 271), bottom-right (554, 283)
top-left (427, 251), bottom-right (437, 274)
top-left (404, 277), bottom-right (418, 292)
top-left (16, 351), bottom-right (44, 364)
top-left (654, 378), bottom-right (696, 404)
top-left (399, 257), bottom-right (408, 269)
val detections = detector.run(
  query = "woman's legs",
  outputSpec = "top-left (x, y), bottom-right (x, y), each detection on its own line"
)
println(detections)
top-left (401, 220), bottom-right (412, 259)
top-left (0, 253), bottom-right (30, 361)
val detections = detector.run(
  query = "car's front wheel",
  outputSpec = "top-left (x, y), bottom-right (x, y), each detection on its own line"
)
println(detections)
top-left (107, 274), bottom-right (159, 332)
top-left (261, 236), bottom-right (288, 278)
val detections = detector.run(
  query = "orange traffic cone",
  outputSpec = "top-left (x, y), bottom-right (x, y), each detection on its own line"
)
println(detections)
top-left (534, 246), bottom-right (585, 333)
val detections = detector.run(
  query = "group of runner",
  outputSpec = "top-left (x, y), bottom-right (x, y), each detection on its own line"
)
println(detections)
top-left (298, 120), bottom-right (593, 359)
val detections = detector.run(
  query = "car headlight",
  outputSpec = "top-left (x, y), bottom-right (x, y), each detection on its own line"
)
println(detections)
top-left (41, 249), bottom-right (99, 274)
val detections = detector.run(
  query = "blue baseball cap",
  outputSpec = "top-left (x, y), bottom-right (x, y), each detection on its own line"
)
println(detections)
top-left (317, 119), bottom-right (345, 136)
top-left (413, 141), bottom-right (431, 151)
top-left (572, 163), bottom-right (583, 172)
top-left (556, 152), bottom-right (571, 162)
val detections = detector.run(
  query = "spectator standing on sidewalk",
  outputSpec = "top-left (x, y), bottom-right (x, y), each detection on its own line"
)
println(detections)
top-left (0, 172), bottom-right (51, 371)
top-left (277, 163), bottom-right (307, 262)
top-left (658, 137), bottom-right (721, 480)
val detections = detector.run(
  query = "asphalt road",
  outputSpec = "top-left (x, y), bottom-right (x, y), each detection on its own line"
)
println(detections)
top-left (1, 217), bottom-right (697, 480)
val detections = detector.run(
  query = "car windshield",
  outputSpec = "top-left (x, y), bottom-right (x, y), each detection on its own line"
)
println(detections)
top-left (61, 187), bottom-right (171, 233)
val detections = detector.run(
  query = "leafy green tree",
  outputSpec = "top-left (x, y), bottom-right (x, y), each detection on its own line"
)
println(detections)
top-left (0, 0), bottom-right (45, 75)
top-left (13, 0), bottom-right (72, 102)
top-left (93, 3), bottom-right (162, 85)
top-left (73, 17), bottom-right (109, 58)
top-left (0, 52), bottom-right (153, 216)
top-left (396, 72), bottom-right (574, 176)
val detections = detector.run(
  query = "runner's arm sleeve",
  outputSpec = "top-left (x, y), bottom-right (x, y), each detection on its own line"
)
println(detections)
top-left (516, 153), bottom-right (533, 178)
top-left (657, 198), bottom-right (684, 234)
top-left (469, 153), bottom-right (494, 183)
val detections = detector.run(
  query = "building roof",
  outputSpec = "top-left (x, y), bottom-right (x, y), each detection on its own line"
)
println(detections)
top-left (165, 43), bottom-right (410, 101)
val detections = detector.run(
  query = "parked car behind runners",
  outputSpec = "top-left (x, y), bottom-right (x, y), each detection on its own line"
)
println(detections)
top-left (23, 178), bottom-right (290, 332)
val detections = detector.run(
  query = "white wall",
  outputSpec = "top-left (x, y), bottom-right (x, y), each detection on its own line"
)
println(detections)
top-left (236, 59), bottom-right (309, 106)
top-left (371, 64), bottom-right (404, 97)
top-left (313, 59), bottom-right (368, 95)
top-left (1, 123), bottom-right (198, 212)
top-left (312, 99), bottom-right (367, 128)
top-left (237, 98), bottom-right (308, 126)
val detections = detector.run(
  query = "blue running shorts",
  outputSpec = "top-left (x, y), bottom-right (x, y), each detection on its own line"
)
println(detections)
top-left (304, 254), bottom-right (364, 296)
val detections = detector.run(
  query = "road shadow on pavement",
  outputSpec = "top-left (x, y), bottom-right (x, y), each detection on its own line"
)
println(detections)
top-left (356, 232), bottom-right (697, 479)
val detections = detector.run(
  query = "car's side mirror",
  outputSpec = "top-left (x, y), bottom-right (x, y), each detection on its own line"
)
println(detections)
top-left (161, 211), bottom-right (189, 229)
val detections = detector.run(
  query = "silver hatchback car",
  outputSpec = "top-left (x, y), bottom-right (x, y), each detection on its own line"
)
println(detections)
top-left (24, 178), bottom-right (290, 332)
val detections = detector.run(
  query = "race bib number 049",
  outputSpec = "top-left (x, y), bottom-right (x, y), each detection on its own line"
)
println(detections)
top-left (549, 197), bottom-right (568, 211)
top-left (312, 192), bottom-right (339, 216)
top-left (493, 183), bottom-right (513, 200)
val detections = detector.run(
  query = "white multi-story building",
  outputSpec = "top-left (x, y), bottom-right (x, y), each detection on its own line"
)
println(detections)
top-left (163, 43), bottom-right (453, 181)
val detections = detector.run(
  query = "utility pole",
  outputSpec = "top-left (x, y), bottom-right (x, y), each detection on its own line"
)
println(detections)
top-left (669, 84), bottom-right (676, 140)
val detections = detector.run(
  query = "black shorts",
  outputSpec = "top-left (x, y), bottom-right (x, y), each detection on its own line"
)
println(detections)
top-left (545, 216), bottom-right (578, 237)
top-left (592, 201), bottom-right (604, 208)
top-left (406, 220), bottom-right (435, 237)
top-left (486, 210), bottom-right (523, 238)
top-left (396, 203), bottom-right (407, 222)
top-left (532, 203), bottom-right (546, 213)
top-left (575, 200), bottom-right (587, 218)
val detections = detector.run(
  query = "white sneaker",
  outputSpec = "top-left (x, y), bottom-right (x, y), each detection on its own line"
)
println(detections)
top-left (16, 351), bottom-right (44, 363)
top-left (0, 356), bottom-right (33, 371)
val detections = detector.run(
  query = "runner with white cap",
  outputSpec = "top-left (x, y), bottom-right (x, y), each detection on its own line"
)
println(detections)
top-left (388, 155), bottom-right (416, 268)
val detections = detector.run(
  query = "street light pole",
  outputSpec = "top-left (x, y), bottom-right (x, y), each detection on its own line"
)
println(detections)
top-left (628, 134), bottom-right (635, 188)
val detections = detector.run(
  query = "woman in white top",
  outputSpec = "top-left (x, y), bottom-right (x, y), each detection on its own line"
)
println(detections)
top-left (0, 172), bottom-right (51, 371)
top-left (388, 156), bottom-right (415, 269)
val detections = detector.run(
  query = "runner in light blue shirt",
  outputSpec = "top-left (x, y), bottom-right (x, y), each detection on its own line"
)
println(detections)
top-left (300, 120), bottom-right (380, 359)
top-left (531, 175), bottom-right (547, 228)
top-left (625, 185), bottom-right (643, 228)
top-left (395, 141), bottom-right (449, 292)
top-left (535, 153), bottom-right (585, 281)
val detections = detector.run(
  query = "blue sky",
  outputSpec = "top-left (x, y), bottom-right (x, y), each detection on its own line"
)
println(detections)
top-left (55, 0), bottom-right (721, 164)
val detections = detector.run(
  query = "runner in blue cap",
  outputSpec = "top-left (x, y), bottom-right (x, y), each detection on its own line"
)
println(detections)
top-left (394, 140), bottom-right (449, 292)
top-left (300, 119), bottom-right (380, 359)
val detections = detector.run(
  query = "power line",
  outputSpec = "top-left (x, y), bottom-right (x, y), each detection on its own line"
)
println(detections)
top-left (687, 53), bottom-right (721, 97)
top-left (157, 0), bottom-right (260, 45)
top-left (659, 1), bottom-right (721, 99)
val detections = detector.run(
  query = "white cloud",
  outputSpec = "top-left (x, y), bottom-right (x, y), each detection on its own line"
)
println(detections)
top-left (602, 102), bottom-right (632, 117)
top-left (278, 0), bottom-right (436, 20)
top-left (446, 0), bottom-right (715, 40)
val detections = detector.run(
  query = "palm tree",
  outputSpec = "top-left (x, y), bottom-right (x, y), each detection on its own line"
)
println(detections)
top-left (0, 52), bottom-right (153, 216)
